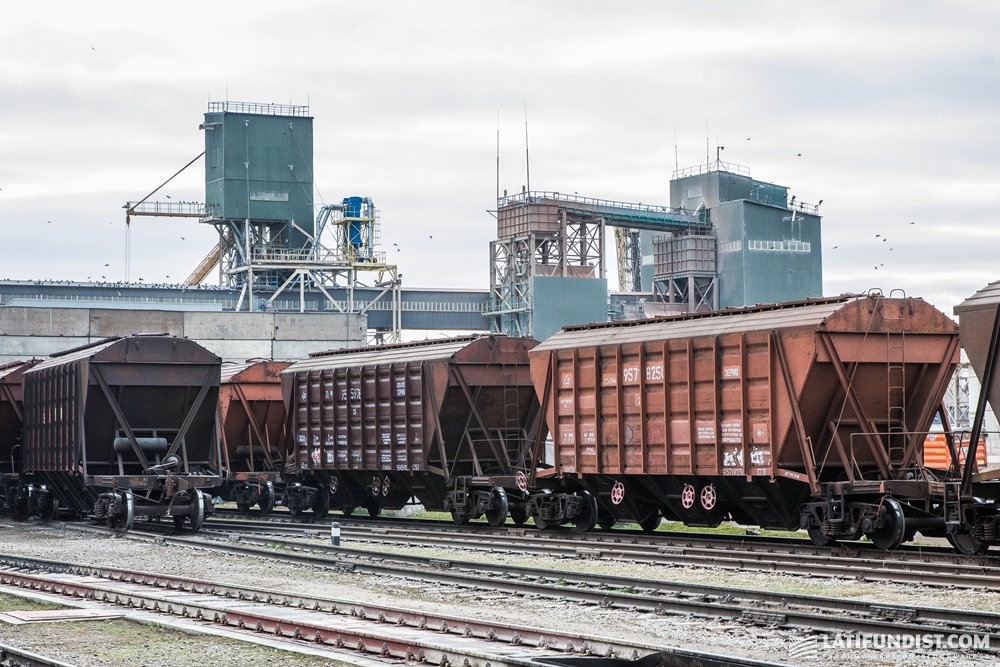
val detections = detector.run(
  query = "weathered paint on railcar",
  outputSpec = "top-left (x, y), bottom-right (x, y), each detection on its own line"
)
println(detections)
top-left (956, 280), bottom-right (1000, 426)
top-left (0, 359), bottom-right (42, 476)
top-left (218, 359), bottom-right (291, 475)
top-left (283, 335), bottom-right (538, 475)
top-left (530, 294), bottom-right (959, 493)
top-left (23, 335), bottom-right (222, 477)
top-left (281, 335), bottom-right (541, 520)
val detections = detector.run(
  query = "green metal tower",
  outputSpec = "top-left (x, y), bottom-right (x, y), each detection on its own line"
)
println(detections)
top-left (201, 101), bottom-right (315, 301)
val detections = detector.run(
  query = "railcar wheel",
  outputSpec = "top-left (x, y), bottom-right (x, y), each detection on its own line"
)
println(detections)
top-left (312, 485), bottom-right (331, 519)
top-left (597, 508), bottom-right (617, 531)
top-left (867, 497), bottom-right (906, 550)
top-left (451, 508), bottom-right (470, 525)
top-left (341, 505), bottom-right (356, 517)
top-left (112, 491), bottom-right (135, 532)
top-left (485, 487), bottom-right (509, 528)
top-left (189, 489), bottom-right (206, 532)
top-left (636, 507), bottom-right (661, 533)
top-left (258, 482), bottom-right (275, 515)
top-left (947, 531), bottom-right (989, 555)
top-left (509, 504), bottom-right (528, 526)
top-left (364, 498), bottom-right (381, 517)
top-left (236, 501), bottom-right (252, 513)
top-left (571, 491), bottom-right (598, 533)
top-left (39, 495), bottom-right (59, 521)
top-left (807, 526), bottom-right (837, 547)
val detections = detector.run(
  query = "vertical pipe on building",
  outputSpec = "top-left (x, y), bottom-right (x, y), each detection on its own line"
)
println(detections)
top-left (245, 120), bottom-right (253, 312)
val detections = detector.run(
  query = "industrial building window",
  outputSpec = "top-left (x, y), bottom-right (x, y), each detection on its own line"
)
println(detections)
top-left (747, 240), bottom-right (811, 252)
top-left (718, 241), bottom-right (742, 253)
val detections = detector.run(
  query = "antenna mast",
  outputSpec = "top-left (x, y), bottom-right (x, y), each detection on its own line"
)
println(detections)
top-left (524, 103), bottom-right (530, 194)
top-left (674, 125), bottom-right (679, 174)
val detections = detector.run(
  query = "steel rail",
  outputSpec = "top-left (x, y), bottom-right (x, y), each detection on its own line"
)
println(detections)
top-left (202, 518), bottom-right (1000, 590)
top-left (0, 552), bottom-right (783, 667)
top-left (0, 642), bottom-right (78, 667)
top-left (209, 508), bottom-right (975, 562)
top-left (60, 526), bottom-right (1000, 654)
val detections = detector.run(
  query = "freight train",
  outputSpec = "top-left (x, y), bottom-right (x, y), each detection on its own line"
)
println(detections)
top-left (2, 286), bottom-right (1000, 553)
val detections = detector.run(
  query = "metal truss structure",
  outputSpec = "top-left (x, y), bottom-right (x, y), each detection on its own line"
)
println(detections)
top-left (487, 192), bottom-right (706, 336)
top-left (487, 207), bottom-right (605, 337)
top-left (127, 199), bottom-right (402, 343)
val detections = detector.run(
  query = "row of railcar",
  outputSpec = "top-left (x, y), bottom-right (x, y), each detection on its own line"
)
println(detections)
top-left (2, 286), bottom-right (1000, 552)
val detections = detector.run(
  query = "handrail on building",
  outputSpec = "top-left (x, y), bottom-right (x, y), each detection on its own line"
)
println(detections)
top-left (496, 190), bottom-right (700, 222)
top-left (207, 101), bottom-right (310, 117)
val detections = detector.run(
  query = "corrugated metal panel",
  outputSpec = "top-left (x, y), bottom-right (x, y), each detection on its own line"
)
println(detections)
top-left (289, 360), bottom-right (424, 471)
top-left (285, 335), bottom-right (539, 477)
top-left (955, 280), bottom-right (1000, 423)
top-left (220, 359), bottom-right (286, 384)
top-left (22, 335), bottom-right (221, 475)
top-left (29, 336), bottom-right (122, 371)
top-left (536, 296), bottom-right (852, 352)
top-left (532, 296), bottom-right (959, 483)
top-left (954, 280), bottom-right (1000, 315)
top-left (287, 335), bottom-right (484, 373)
top-left (0, 358), bottom-right (43, 474)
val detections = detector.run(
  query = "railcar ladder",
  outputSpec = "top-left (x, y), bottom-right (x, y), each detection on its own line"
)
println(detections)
top-left (497, 357), bottom-right (526, 471)
top-left (884, 296), bottom-right (907, 468)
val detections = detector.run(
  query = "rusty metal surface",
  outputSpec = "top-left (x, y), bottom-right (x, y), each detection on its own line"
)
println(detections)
top-left (218, 360), bottom-right (291, 474)
top-left (22, 335), bottom-right (221, 477)
top-left (0, 359), bottom-right (42, 475)
top-left (283, 335), bottom-right (538, 474)
top-left (955, 279), bottom-right (1000, 419)
top-left (531, 295), bottom-right (959, 485)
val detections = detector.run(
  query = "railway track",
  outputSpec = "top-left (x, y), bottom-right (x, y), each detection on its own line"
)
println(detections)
top-left (55, 523), bottom-right (1000, 656)
top-left (0, 642), bottom-right (76, 667)
top-left (213, 507), bottom-right (976, 561)
top-left (202, 516), bottom-right (1000, 590)
top-left (0, 551), bottom-right (784, 667)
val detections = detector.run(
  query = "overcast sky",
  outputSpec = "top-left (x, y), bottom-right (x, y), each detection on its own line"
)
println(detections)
top-left (2, 1), bottom-right (998, 316)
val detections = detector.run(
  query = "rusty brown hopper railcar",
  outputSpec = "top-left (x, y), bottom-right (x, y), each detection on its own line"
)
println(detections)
top-left (282, 335), bottom-right (541, 525)
top-left (21, 335), bottom-right (222, 531)
top-left (529, 293), bottom-right (960, 545)
top-left (216, 359), bottom-right (291, 514)
top-left (956, 280), bottom-right (1000, 441)
top-left (0, 359), bottom-right (44, 513)
top-left (951, 280), bottom-right (1000, 553)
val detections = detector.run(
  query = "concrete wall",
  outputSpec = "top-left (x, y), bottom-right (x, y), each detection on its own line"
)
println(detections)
top-left (0, 306), bottom-right (366, 364)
